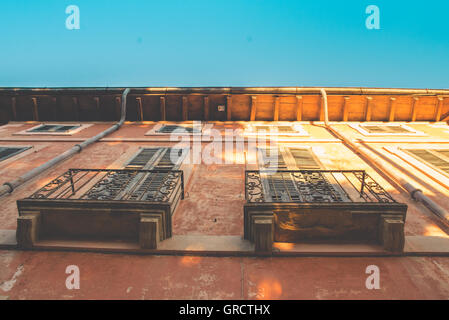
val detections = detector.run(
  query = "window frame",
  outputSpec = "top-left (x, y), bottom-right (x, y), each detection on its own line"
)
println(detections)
top-left (244, 122), bottom-right (309, 137)
top-left (145, 122), bottom-right (204, 136)
top-left (256, 146), bottom-right (321, 171)
top-left (401, 147), bottom-right (449, 178)
top-left (350, 123), bottom-right (425, 136)
top-left (125, 146), bottom-right (190, 170)
top-left (0, 146), bottom-right (32, 163)
top-left (14, 123), bottom-right (91, 136)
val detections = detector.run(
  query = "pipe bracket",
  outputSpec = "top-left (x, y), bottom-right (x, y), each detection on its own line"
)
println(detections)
top-left (411, 189), bottom-right (423, 201)
top-left (2, 182), bottom-right (14, 193)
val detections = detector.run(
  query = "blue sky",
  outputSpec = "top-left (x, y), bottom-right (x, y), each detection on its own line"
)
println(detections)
top-left (0, 0), bottom-right (448, 88)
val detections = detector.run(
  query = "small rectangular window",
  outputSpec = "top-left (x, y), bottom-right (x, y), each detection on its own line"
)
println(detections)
top-left (156, 125), bottom-right (200, 134)
top-left (126, 147), bottom-right (186, 170)
top-left (257, 147), bottom-right (320, 170)
top-left (289, 148), bottom-right (320, 169)
top-left (362, 125), bottom-right (411, 134)
top-left (352, 123), bottom-right (424, 136)
top-left (258, 148), bottom-right (288, 170)
top-left (247, 123), bottom-right (308, 136)
top-left (28, 124), bottom-right (81, 133)
top-left (0, 146), bottom-right (31, 162)
top-left (407, 149), bottom-right (449, 173)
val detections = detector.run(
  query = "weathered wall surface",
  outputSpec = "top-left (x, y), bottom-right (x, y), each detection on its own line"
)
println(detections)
top-left (0, 121), bottom-right (448, 238)
top-left (1, 120), bottom-right (449, 299)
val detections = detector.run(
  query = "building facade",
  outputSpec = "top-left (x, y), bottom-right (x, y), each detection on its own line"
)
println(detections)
top-left (0, 87), bottom-right (448, 299)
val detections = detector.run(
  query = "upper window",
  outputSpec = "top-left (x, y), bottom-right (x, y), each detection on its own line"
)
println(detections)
top-left (126, 147), bottom-right (187, 170)
top-left (405, 149), bottom-right (449, 174)
top-left (14, 123), bottom-right (90, 136)
top-left (350, 123), bottom-right (425, 136)
top-left (245, 123), bottom-right (308, 136)
top-left (146, 122), bottom-right (203, 135)
top-left (257, 147), bottom-right (320, 170)
top-left (28, 124), bottom-right (81, 133)
top-left (0, 146), bottom-right (31, 162)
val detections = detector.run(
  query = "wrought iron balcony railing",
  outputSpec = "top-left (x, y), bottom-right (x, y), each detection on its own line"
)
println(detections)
top-left (245, 170), bottom-right (396, 203)
top-left (27, 168), bottom-right (184, 202)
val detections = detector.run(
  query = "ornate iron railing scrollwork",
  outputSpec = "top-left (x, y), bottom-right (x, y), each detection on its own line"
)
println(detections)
top-left (26, 169), bottom-right (184, 203)
top-left (245, 170), bottom-right (396, 204)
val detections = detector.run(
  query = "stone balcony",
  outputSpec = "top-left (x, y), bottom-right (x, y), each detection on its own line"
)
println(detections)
top-left (16, 168), bottom-right (184, 249)
top-left (244, 170), bottom-right (408, 253)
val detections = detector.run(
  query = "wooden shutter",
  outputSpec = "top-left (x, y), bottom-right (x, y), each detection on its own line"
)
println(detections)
top-left (265, 172), bottom-right (301, 202)
top-left (288, 148), bottom-right (320, 169)
top-left (126, 148), bottom-right (161, 169)
top-left (118, 147), bottom-right (186, 201)
top-left (153, 148), bottom-right (184, 170)
top-left (408, 149), bottom-right (449, 173)
top-left (257, 147), bottom-right (321, 202)
top-left (126, 147), bottom-right (186, 170)
top-left (258, 147), bottom-right (288, 170)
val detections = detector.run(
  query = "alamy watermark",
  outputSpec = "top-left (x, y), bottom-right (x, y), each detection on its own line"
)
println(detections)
top-left (365, 265), bottom-right (380, 290)
top-left (365, 5), bottom-right (380, 30)
top-left (65, 5), bottom-right (80, 30)
top-left (65, 265), bottom-right (80, 290)
top-left (166, 122), bottom-right (282, 172)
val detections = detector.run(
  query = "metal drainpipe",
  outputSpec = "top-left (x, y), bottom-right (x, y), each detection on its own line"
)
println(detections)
top-left (319, 88), bottom-right (449, 226)
top-left (0, 88), bottom-right (131, 198)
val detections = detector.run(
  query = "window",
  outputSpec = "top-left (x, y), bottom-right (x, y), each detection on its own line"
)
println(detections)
top-left (406, 149), bottom-right (449, 174)
top-left (255, 125), bottom-right (296, 133)
top-left (350, 123), bottom-right (424, 136)
top-left (126, 147), bottom-right (187, 170)
top-left (257, 147), bottom-right (323, 202)
top-left (156, 125), bottom-right (200, 134)
top-left (28, 124), bottom-right (81, 133)
top-left (14, 123), bottom-right (90, 136)
top-left (289, 148), bottom-right (320, 169)
top-left (257, 147), bottom-right (320, 170)
top-left (258, 148), bottom-right (288, 170)
top-left (246, 123), bottom-right (308, 136)
top-left (0, 146), bottom-right (31, 162)
top-left (146, 123), bottom-right (203, 135)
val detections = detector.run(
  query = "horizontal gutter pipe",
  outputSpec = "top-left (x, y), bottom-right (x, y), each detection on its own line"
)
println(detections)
top-left (319, 88), bottom-right (449, 226)
top-left (0, 88), bottom-right (131, 198)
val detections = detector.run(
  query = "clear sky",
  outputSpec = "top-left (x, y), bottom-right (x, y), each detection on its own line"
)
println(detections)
top-left (1, 0), bottom-right (448, 88)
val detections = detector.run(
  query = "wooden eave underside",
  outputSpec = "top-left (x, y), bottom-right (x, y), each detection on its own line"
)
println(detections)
top-left (0, 87), bottom-right (448, 124)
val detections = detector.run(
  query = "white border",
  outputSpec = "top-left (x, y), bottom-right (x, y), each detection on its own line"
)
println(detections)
top-left (244, 122), bottom-right (309, 136)
top-left (145, 122), bottom-right (204, 136)
top-left (349, 123), bottom-right (426, 136)
top-left (0, 145), bottom-right (33, 166)
top-left (14, 123), bottom-right (92, 136)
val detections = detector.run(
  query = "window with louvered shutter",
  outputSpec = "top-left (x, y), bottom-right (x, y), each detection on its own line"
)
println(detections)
top-left (408, 149), bottom-right (449, 173)
top-left (153, 148), bottom-right (184, 170)
top-left (257, 147), bottom-right (321, 202)
top-left (0, 146), bottom-right (31, 162)
top-left (265, 172), bottom-right (302, 202)
top-left (121, 147), bottom-right (186, 201)
top-left (258, 148), bottom-right (288, 170)
top-left (126, 147), bottom-right (185, 170)
top-left (289, 148), bottom-right (320, 169)
top-left (126, 148), bottom-right (160, 169)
